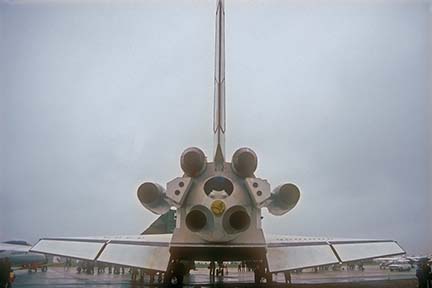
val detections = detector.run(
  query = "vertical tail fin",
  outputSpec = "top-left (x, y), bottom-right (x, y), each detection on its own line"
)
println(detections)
top-left (213, 0), bottom-right (226, 168)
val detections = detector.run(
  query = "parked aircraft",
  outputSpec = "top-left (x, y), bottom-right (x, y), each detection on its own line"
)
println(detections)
top-left (0, 241), bottom-right (47, 271)
top-left (374, 255), bottom-right (431, 269)
top-left (405, 255), bottom-right (431, 264)
top-left (31, 0), bottom-right (404, 285)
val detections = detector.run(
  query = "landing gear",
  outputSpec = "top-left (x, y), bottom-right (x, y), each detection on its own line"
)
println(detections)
top-left (254, 271), bottom-right (273, 285)
top-left (27, 265), bottom-right (39, 273)
top-left (253, 260), bottom-right (273, 285)
top-left (164, 260), bottom-right (186, 287)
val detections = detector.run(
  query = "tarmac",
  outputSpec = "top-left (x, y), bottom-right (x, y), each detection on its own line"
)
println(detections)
top-left (11, 265), bottom-right (417, 287)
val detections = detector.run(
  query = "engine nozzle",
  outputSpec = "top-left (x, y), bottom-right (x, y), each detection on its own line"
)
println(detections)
top-left (180, 147), bottom-right (207, 177)
top-left (267, 183), bottom-right (300, 216)
top-left (185, 206), bottom-right (212, 232)
top-left (137, 182), bottom-right (170, 215)
top-left (231, 147), bottom-right (257, 178)
top-left (223, 206), bottom-right (251, 234)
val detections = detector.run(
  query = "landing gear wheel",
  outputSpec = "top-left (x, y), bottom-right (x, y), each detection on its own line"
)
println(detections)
top-left (165, 261), bottom-right (186, 287)
top-left (42, 266), bottom-right (48, 272)
top-left (166, 274), bottom-right (184, 287)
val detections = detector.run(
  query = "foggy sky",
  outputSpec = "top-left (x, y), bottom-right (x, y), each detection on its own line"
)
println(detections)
top-left (0, 0), bottom-right (431, 255)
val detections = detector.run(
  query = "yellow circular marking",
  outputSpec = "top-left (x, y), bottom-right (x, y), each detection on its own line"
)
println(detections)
top-left (211, 200), bottom-right (225, 216)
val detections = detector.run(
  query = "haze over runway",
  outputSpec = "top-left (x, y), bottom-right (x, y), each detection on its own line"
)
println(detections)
top-left (0, 0), bottom-right (431, 255)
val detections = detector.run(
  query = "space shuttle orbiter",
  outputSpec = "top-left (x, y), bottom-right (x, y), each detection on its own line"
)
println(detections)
top-left (31, 0), bottom-right (404, 285)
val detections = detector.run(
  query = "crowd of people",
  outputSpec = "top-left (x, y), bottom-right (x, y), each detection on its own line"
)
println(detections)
top-left (0, 258), bottom-right (13, 288)
top-left (208, 261), bottom-right (228, 278)
top-left (69, 259), bottom-right (163, 283)
top-left (2, 255), bottom-right (431, 286)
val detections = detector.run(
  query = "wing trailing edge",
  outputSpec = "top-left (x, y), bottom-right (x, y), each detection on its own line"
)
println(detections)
top-left (30, 234), bottom-right (172, 271)
top-left (265, 234), bottom-right (405, 272)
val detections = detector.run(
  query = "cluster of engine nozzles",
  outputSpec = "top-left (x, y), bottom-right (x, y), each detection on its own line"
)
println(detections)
top-left (137, 147), bottom-right (301, 233)
top-left (180, 147), bottom-right (258, 178)
top-left (185, 205), bottom-right (251, 235)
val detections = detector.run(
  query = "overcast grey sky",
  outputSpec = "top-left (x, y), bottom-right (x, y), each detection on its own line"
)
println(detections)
top-left (0, 0), bottom-right (431, 255)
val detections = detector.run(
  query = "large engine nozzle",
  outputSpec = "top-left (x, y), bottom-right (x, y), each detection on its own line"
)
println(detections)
top-left (180, 147), bottom-right (207, 177)
top-left (185, 206), bottom-right (213, 232)
top-left (223, 206), bottom-right (251, 234)
top-left (231, 147), bottom-right (258, 178)
top-left (137, 182), bottom-right (170, 215)
top-left (267, 183), bottom-right (300, 216)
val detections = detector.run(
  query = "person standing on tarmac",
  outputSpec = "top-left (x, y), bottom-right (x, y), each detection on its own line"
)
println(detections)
top-left (208, 261), bottom-right (215, 280)
top-left (0, 259), bottom-right (5, 288)
top-left (426, 260), bottom-right (431, 288)
top-left (284, 270), bottom-right (292, 284)
top-left (417, 259), bottom-right (429, 288)
top-left (4, 258), bottom-right (13, 288)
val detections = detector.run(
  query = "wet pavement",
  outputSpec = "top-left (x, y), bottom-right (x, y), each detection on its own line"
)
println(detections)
top-left (11, 265), bottom-right (416, 287)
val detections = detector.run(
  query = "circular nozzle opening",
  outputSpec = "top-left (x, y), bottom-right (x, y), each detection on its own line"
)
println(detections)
top-left (180, 147), bottom-right (206, 177)
top-left (232, 148), bottom-right (258, 178)
top-left (137, 182), bottom-right (160, 204)
top-left (223, 206), bottom-right (251, 234)
top-left (279, 183), bottom-right (300, 206)
top-left (186, 209), bottom-right (207, 232)
top-left (229, 210), bottom-right (250, 231)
